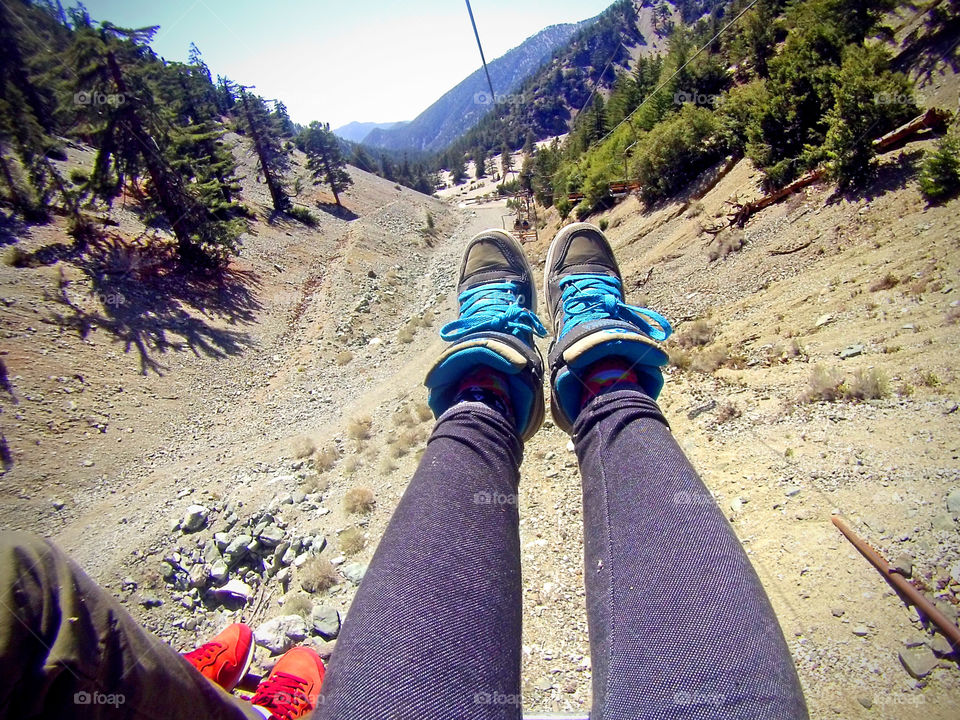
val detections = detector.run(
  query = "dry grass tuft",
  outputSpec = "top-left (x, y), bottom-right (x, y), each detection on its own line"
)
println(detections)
top-left (300, 473), bottom-right (329, 495)
top-left (414, 402), bottom-right (434, 423)
top-left (870, 272), bottom-right (900, 292)
top-left (715, 403), bottom-right (742, 424)
top-left (342, 455), bottom-right (360, 476)
top-left (919, 370), bottom-right (941, 387)
top-left (339, 526), bottom-right (367, 555)
top-left (397, 325), bottom-right (414, 344)
top-left (803, 365), bottom-right (846, 402)
top-left (707, 230), bottom-right (744, 262)
top-left (378, 456), bottom-right (397, 474)
top-left (393, 406), bottom-right (416, 428)
top-left (677, 319), bottom-right (714, 348)
top-left (335, 350), bottom-right (354, 366)
top-left (283, 593), bottom-right (314, 618)
top-left (847, 368), bottom-right (889, 400)
top-left (670, 348), bottom-right (692, 370)
top-left (691, 345), bottom-right (744, 374)
top-left (314, 444), bottom-right (340, 472)
top-left (290, 435), bottom-right (316, 459)
top-left (2, 246), bottom-right (30, 268)
top-left (421, 309), bottom-right (435, 328)
top-left (348, 415), bottom-right (373, 441)
top-left (299, 557), bottom-right (340, 593)
top-left (344, 486), bottom-right (376, 514)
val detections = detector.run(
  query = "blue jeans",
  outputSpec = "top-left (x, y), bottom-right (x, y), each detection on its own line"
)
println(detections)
top-left (316, 389), bottom-right (808, 719)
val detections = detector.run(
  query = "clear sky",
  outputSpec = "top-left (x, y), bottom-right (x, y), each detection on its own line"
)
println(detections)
top-left (73, 0), bottom-right (616, 129)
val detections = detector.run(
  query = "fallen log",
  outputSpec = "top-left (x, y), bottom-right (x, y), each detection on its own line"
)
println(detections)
top-left (874, 106), bottom-right (952, 151)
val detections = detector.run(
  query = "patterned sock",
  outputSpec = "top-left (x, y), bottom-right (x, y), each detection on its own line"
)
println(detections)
top-left (580, 357), bottom-right (640, 408)
top-left (453, 366), bottom-right (515, 424)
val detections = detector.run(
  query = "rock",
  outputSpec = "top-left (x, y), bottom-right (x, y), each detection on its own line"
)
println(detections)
top-left (932, 514), bottom-right (955, 532)
top-left (899, 646), bottom-right (939, 678)
top-left (815, 314), bottom-right (832, 328)
top-left (852, 625), bottom-right (869, 637)
top-left (181, 505), bottom-right (209, 533)
top-left (730, 497), bottom-right (744, 513)
top-left (139, 594), bottom-right (163, 608)
top-left (281, 544), bottom-right (297, 566)
top-left (211, 578), bottom-right (253, 602)
top-left (947, 489), bottom-right (960, 514)
top-left (254, 615), bottom-right (310, 654)
top-left (839, 344), bottom-right (865, 359)
top-left (258, 525), bottom-right (285, 547)
top-left (533, 678), bottom-right (553, 691)
top-left (340, 562), bottom-right (367, 585)
top-left (159, 561), bottom-right (176, 580)
top-left (213, 532), bottom-right (231, 551)
top-left (51, 499), bottom-right (65, 511)
top-left (831, 608), bottom-right (845, 617)
top-left (784, 486), bottom-right (801, 498)
top-left (188, 564), bottom-right (210, 589)
top-left (311, 606), bottom-right (341, 640)
top-left (856, 696), bottom-right (873, 709)
top-left (225, 534), bottom-right (253, 559)
top-left (891, 553), bottom-right (913, 578)
top-left (930, 634), bottom-right (954, 657)
top-left (209, 560), bottom-right (229, 584)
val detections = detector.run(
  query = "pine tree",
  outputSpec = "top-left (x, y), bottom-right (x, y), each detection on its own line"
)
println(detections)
top-left (474, 147), bottom-right (487, 179)
top-left (449, 152), bottom-right (466, 185)
top-left (69, 15), bottom-right (242, 263)
top-left (239, 90), bottom-right (290, 212)
top-left (501, 143), bottom-right (513, 178)
top-left (301, 121), bottom-right (353, 207)
top-left (919, 130), bottom-right (960, 202)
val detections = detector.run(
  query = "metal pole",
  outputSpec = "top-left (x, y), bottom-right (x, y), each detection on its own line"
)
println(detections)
top-left (465, 0), bottom-right (496, 105)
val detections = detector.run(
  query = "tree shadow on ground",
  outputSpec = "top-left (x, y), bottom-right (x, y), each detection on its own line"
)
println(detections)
top-left (42, 233), bottom-right (261, 375)
top-left (894, 15), bottom-right (960, 86)
top-left (826, 148), bottom-right (925, 205)
top-left (314, 202), bottom-right (358, 221)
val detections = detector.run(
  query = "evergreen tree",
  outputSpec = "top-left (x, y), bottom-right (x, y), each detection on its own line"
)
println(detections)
top-left (301, 121), bottom-right (353, 207)
top-left (919, 129), bottom-right (960, 202)
top-left (273, 101), bottom-right (296, 138)
top-left (69, 15), bottom-right (242, 263)
top-left (501, 143), bottom-right (513, 178)
top-left (238, 90), bottom-right (290, 212)
top-left (351, 145), bottom-right (375, 173)
top-left (449, 152), bottom-right (466, 185)
top-left (474, 147), bottom-right (487, 179)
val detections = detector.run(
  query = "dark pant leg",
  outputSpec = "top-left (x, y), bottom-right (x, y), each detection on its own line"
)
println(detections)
top-left (316, 402), bottom-right (524, 720)
top-left (0, 532), bottom-right (260, 720)
top-left (573, 389), bottom-right (808, 720)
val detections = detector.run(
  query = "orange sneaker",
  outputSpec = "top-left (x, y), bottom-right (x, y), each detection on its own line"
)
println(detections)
top-left (249, 647), bottom-right (326, 720)
top-left (183, 622), bottom-right (255, 692)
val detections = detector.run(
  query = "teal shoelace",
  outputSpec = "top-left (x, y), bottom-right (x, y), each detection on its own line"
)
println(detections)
top-left (440, 281), bottom-right (548, 341)
top-left (558, 274), bottom-right (672, 341)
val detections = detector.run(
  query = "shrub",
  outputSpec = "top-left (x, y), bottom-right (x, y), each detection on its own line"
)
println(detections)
top-left (344, 486), bottom-right (375, 514)
top-left (348, 415), bottom-right (372, 441)
top-left (414, 402), bottom-right (434, 422)
top-left (421, 309), bottom-right (435, 328)
top-left (300, 474), bottom-right (329, 495)
top-left (393, 407), bottom-right (416, 428)
top-left (691, 345), bottom-right (731, 374)
top-left (919, 130), bottom-right (960, 202)
top-left (314, 444), bottom-right (339, 472)
top-left (2, 246), bottom-right (30, 268)
top-left (290, 435), bottom-right (315, 459)
top-left (631, 105), bottom-right (720, 203)
top-left (283, 593), bottom-right (313, 618)
top-left (598, 218), bottom-right (609, 231)
top-left (803, 365), bottom-right (846, 402)
top-left (677, 319), bottom-right (714, 348)
top-left (397, 325), bottom-right (414, 344)
top-left (707, 230), bottom-right (744, 261)
top-left (339, 526), bottom-right (367, 555)
top-left (68, 168), bottom-right (89, 185)
top-left (335, 350), bottom-right (353, 366)
top-left (715, 403), bottom-right (742, 424)
top-left (870, 272), bottom-right (899, 291)
top-left (288, 206), bottom-right (318, 227)
top-left (847, 367), bottom-right (889, 400)
top-left (342, 455), bottom-right (359, 476)
top-left (670, 348), bottom-right (692, 370)
top-left (299, 557), bottom-right (339, 593)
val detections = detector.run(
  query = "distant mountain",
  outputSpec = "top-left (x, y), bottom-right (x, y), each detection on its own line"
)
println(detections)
top-left (362, 20), bottom-right (593, 154)
top-left (333, 120), bottom-right (409, 144)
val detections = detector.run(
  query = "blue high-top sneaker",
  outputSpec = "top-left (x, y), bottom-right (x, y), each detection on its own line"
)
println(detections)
top-left (544, 222), bottom-right (673, 434)
top-left (425, 229), bottom-right (548, 441)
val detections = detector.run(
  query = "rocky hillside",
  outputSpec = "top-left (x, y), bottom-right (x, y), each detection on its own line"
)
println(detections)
top-left (361, 21), bottom-right (590, 153)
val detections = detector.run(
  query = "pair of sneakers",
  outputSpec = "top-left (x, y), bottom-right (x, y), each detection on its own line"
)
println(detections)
top-left (426, 222), bottom-right (672, 438)
top-left (183, 623), bottom-right (324, 720)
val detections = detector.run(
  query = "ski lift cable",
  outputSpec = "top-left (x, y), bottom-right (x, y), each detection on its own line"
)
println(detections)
top-left (465, 0), bottom-right (497, 105)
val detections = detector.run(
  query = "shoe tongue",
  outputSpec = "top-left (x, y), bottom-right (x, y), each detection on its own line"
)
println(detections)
top-left (462, 239), bottom-right (520, 283)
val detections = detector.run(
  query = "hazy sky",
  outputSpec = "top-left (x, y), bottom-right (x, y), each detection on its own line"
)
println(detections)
top-left (73, 0), bottom-right (615, 128)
